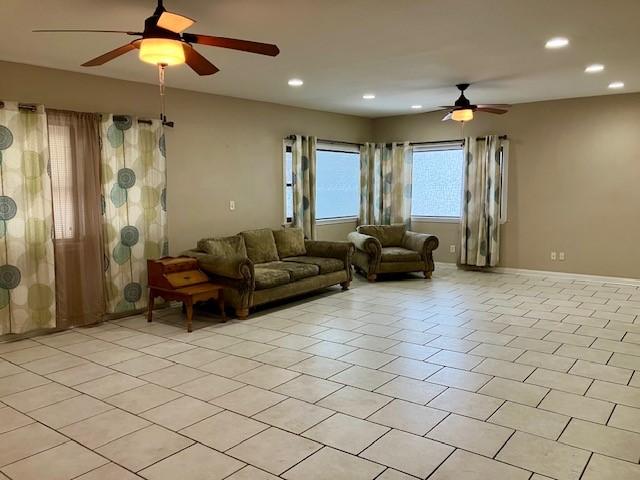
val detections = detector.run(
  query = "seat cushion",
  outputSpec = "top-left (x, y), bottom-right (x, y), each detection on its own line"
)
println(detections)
top-left (240, 228), bottom-right (279, 264)
top-left (259, 261), bottom-right (319, 281)
top-left (358, 224), bottom-right (407, 247)
top-left (284, 256), bottom-right (344, 274)
top-left (380, 247), bottom-right (422, 263)
top-left (273, 227), bottom-right (306, 258)
top-left (198, 235), bottom-right (247, 258)
top-left (253, 267), bottom-right (291, 290)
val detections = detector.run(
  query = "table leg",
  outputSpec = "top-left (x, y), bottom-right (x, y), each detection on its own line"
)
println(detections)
top-left (217, 290), bottom-right (226, 322)
top-left (185, 298), bottom-right (194, 333)
top-left (147, 290), bottom-right (155, 323)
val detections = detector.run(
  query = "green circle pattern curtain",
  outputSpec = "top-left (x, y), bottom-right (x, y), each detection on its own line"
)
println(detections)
top-left (0, 102), bottom-right (56, 334)
top-left (100, 114), bottom-right (167, 314)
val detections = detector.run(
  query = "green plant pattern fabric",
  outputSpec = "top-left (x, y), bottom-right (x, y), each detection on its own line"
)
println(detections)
top-left (359, 142), bottom-right (412, 226)
top-left (0, 102), bottom-right (56, 334)
top-left (460, 135), bottom-right (503, 267)
top-left (100, 114), bottom-right (167, 313)
top-left (291, 135), bottom-right (316, 239)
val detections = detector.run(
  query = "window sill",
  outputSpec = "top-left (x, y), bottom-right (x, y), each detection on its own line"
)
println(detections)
top-left (412, 216), bottom-right (460, 224)
top-left (316, 216), bottom-right (358, 226)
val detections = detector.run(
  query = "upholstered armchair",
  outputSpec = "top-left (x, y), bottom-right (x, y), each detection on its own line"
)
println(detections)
top-left (348, 224), bottom-right (439, 282)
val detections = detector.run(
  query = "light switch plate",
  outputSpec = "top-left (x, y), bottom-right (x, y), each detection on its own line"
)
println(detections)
top-left (229, 200), bottom-right (236, 211)
top-left (550, 251), bottom-right (557, 261)
top-left (449, 245), bottom-right (456, 253)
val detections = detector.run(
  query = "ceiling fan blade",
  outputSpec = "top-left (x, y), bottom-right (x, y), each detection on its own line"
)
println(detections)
top-left (442, 112), bottom-right (453, 122)
top-left (477, 104), bottom-right (512, 109)
top-left (183, 33), bottom-right (280, 56)
top-left (34, 29), bottom-right (141, 35)
top-left (81, 42), bottom-right (137, 67)
top-left (476, 107), bottom-right (509, 114)
top-left (438, 106), bottom-right (457, 110)
top-left (183, 45), bottom-right (219, 75)
top-left (157, 11), bottom-right (195, 33)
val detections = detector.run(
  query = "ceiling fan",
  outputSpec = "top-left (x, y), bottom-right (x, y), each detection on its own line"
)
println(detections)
top-left (440, 84), bottom-right (510, 122)
top-left (33, 0), bottom-right (280, 75)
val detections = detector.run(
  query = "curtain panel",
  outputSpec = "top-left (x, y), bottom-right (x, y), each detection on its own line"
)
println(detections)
top-left (0, 102), bottom-right (56, 335)
top-left (359, 142), bottom-right (413, 226)
top-left (291, 135), bottom-right (316, 239)
top-left (460, 135), bottom-right (503, 267)
top-left (47, 110), bottom-right (105, 327)
top-left (100, 115), bottom-right (167, 314)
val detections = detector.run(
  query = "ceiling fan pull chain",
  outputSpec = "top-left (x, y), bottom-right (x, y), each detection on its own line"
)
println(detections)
top-left (158, 63), bottom-right (166, 124)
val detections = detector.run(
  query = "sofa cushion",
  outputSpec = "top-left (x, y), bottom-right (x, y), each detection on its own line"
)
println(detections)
top-left (198, 235), bottom-right (247, 258)
top-left (240, 228), bottom-right (279, 264)
top-left (259, 261), bottom-right (319, 281)
top-left (358, 224), bottom-right (406, 247)
top-left (273, 228), bottom-right (306, 258)
top-left (254, 267), bottom-right (291, 290)
top-left (284, 256), bottom-right (344, 274)
top-left (380, 246), bottom-right (422, 263)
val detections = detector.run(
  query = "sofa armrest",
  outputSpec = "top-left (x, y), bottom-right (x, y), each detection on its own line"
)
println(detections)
top-left (402, 231), bottom-right (439, 270)
top-left (347, 232), bottom-right (381, 258)
top-left (182, 250), bottom-right (254, 290)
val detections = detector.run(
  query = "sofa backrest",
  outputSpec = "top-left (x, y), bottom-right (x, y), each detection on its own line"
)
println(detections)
top-left (240, 228), bottom-right (280, 264)
top-left (357, 224), bottom-right (407, 247)
top-left (273, 227), bottom-right (307, 258)
top-left (198, 235), bottom-right (247, 258)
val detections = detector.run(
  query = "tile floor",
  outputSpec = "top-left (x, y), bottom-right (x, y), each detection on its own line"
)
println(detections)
top-left (1, 265), bottom-right (639, 479)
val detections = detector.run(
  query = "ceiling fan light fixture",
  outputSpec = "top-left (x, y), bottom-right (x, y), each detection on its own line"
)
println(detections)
top-left (545, 37), bottom-right (569, 49)
top-left (451, 109), bottom-right (474, 122)
top-left (585, 63), bottom-right (604, 73)
top-left (139, 38), bottom-right (185, 65)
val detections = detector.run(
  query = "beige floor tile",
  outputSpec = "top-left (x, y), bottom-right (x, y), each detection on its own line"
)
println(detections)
top-left (0, 423), bottom-right (66, 467)
top-left (479, 377), bottom-right (548, 406)
top-left (60, 408), bottom-right (150, 448)
top-left (346, 337), bottom-right (399, 353)
top-left (76, 373), bottom-right (146, 398)
top-left (228, 427), bottom-right (321, 475)
top-left (375, 468), bottom-right (416, 480)
top-left (559, 418), bottom-right (640, 462)
top-left (489, 401), bottom-right (569, 439)
top-left (140, 364), bottom-right (208, 388)
top-left (303, 412), bottom-right (388, 454)
top-left (427, 367), bottom-right (491, 391)
top-left (114, 333), bottom-right (167, 350)
top-left (0, 371), bottom-right (50, 396)
top-left (361, 429), bottom-right (454, 478)
top-left (608, 352), bottom-right (640, 370)
top-left (586, 380), bottom-right (640, 408)
top-left (0, 360), bottom-right (24, 378)
top-left (59, 339), bottom-right (113, 356)
top-left (47, 363), bottom-right (113, 386)
top-left (83, 347), bottom-right (144, 366)
top-left (110, 354), bottom-right (174, 376)
top-left (75, 462), bottom-right (141, 479)
top-left (1, 382), bottom-right (79, 412)
top-left (428, 388), bottom-right (503, 420)
top-left (379, 357), bottom-right (441, 380)
top-left (234, 364), bottom-right (300, 389)
top-left (21, 352), bottom-right (89, 375)
top-left (289, 356), bottom-right (351, 378)
top-left (338, 349), bottom-right (396, 369)
top-left (181, 410), bottom-right (268, 451)
top-left (468, 343), bottom-right (524, 361)
top-left (330, 365), bottom-right (395, 390)
top-left (367, 399), bottom-right (447, 435)
top-left (430, 449), bottom-right (530, 480)
top-left (222, 340), bottom-right (282, 357)
top-left (97, 425), bottom-right (193, 472)
top-left (302, 340), bottom-right (357, 359)
top-left (35, 332), bottom-right (91, 348)
top-left (526, 368), bottom-right (591, 395)
top-left (139, 444), bottom-right (244, 480)
top-left (283, 446), bottom-right (385, 480)
top-left (31, 395), bottom-right (113, 429)
top-left (140, 340), bottom-right (197, 358)
top-left (426, 350), bottom-right (483, 369)
top-left (427, 336), bottom-right (478, 354)
top-left (199, 355), bottom-right (261, 377)
top-left (226, 465), bottom-right (279, 480)
top-left (375, 377), bottom-right (445, 404)
top-left (539, 389), bottom-right (614, 423)
top-left (1, 441), bottom-right (107, 480)
top-left (497, 431), bottom-right (590, 480)
top-left (273, 375), bottom-right (342, 403)
top-left (318, 386), bottom-right (392, 418)
top-left (608, 404), bottom-right (640, 433)
top-left (569, 359), bottom-right (632, 384)
top-left (0, 340), bottom-right (39, 354)
top-left (515, 351), bottom-right (575, 372)
top-left (253, 347), bottom-right (312, 367)
top-left (211, 385), bottom-right (286, 416)
top-left (383, 342), bottom-right (439, 361)
top-left (427, 413), bottom-right (513, 457)
top-left (166, 347), bottom-right (226, 368)
top-left (253, 398), bottom-right (333, 434)
top-left (592, 338), bottom-right (640, 356)
top-left (141, 396), bottom-right (221, 431)
top-left (0, 345), bottom-right (59, 364)
top-left (473, 358), bottom-right (535, 381)
top-left (0, 406), bottom-right (34, 434)
top-left (544, 331), bottom-right (595, 347)
top-left (581, 453), bottom-right (640, 480)
top-left (106, 383), bottom-right (182, 413)
top-left (554, 344), bottom-right (612, 364)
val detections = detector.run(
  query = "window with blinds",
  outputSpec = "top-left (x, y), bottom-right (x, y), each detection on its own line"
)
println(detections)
top-left (48, 124), bottom-right (76, 239)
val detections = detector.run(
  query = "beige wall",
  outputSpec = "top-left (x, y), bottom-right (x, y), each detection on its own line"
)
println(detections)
top-left (373, 94), bottom-right (640, 279)
top-left (0, 61), bottom-right (371, 253)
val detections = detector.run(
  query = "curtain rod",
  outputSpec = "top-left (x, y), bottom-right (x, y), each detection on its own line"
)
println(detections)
top-left (0, 102), bottom-right (38, 112)
top-left (407, 135), bottom-right (508, 147)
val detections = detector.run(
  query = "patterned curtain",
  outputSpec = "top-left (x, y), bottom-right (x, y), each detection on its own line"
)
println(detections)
top-left (460, 135), bottom-right (503, 267)
top-left (0, 102), bottom-right (56, 334)
top-left (100, 115), bottom-right (167, 314)
top-left (291, 135), bottom-right (316, 239)
top-left (359, 142), bottom-right (413, 225)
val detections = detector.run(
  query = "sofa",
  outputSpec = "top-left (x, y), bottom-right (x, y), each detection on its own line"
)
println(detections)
top-left (348, 224), bottom-right (439, 282)
top-left (183, 228), bottom-right (353, 319)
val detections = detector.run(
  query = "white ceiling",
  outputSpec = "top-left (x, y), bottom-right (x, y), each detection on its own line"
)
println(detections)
top-left (2, 0), bottom-right (639, 117)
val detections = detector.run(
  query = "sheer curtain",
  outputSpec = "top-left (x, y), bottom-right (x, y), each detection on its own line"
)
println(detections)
top-left (47, 110), bottom-right (105, 327)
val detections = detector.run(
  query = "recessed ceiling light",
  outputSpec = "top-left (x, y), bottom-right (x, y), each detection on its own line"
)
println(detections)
top-left (584, 64), bottom-right (604, 73)
top-left (288, 78), bottom-right (304, 87)
top-left (545, 37), bottom-right (569, 49)
top-left (411, 105), bottom-right (423, 109)
top-left (362, 94), bottom-right (376, 100)
top-left (608, 81), bottom-right (625, 89)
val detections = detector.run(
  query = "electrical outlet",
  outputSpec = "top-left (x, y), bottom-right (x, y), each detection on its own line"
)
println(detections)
top-left (550, 251), bottom-right (557, 261)
top-left (449, 245), bottom-right (456, 253)
top-left (229, 200), bottom-right (236, 211)
top-left (559, 252), bottom-right (565, 261)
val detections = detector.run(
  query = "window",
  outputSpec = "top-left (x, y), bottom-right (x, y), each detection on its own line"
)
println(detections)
top-left (411, 145), bottom-right (464, 218)
top-left (283, 141), bottom-right (360, 222)
top-left (48, 124), bottom-right (76, 239)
